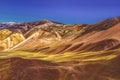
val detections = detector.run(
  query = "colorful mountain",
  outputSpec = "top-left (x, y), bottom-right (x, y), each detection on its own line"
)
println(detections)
top-left (0, 17), bottom-right (120, 80)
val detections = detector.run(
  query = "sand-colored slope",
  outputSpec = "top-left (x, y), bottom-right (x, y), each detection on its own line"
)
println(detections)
top-left (76, 23), bottom-right (120, 43)
top-left (11, 30), bottom-right (61, 50)
top-left (10, 23), bottom-right (120, 53)
top-left (0, 29), bottom-right (12, 40)
top-left (0, 49), bottom-right (120, 80)
top-left (42, 23), bottom-right (120, 54)
top-left (0, 32), bottom-right (25, 50)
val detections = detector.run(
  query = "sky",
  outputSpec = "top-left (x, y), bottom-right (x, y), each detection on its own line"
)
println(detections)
top-left (0, 0), bottom-right (120, 24)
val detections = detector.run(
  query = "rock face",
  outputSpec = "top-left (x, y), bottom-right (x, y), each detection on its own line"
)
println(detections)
top-left (0, 16), bottom-right (120, 80)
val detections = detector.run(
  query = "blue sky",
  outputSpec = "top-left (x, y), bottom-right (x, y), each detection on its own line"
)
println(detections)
top-left (0, 0), bottom-right (120, 24)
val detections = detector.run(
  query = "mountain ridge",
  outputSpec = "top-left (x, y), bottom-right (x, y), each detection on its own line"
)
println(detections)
top-left (0, 16), bottom-right (120, 52)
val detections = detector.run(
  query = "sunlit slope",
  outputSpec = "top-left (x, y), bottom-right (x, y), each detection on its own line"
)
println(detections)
top-left (0, 49), bottom-right (120, 80)
top-left (42, 23), bottom-right (120, 54)
top-left (0, 49), bottom-right (119, 62)
top-left (20, 23), bottom-right (120, 54)
top-left (0, 29), bottom-right (25, 50)
top-left (0, 29), bottom-right (12, 40)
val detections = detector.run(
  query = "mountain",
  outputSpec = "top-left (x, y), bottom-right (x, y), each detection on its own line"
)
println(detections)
top-left (0, 17), bottom-right (120, 80)
top-left (1, 17), bottom-right (120, 52)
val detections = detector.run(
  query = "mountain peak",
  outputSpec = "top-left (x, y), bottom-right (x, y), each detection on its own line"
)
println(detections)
top-left (38, 20), bottom-right (53, 23)
top-left (35, 20), bottom-right (62, 24)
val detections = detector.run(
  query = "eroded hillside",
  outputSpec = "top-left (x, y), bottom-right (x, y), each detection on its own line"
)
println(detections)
top-left (0, 17), bottom-right (120, 80)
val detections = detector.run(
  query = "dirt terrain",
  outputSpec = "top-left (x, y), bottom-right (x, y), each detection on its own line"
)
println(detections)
top-left (0, 17), bottom-right (120, 80)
